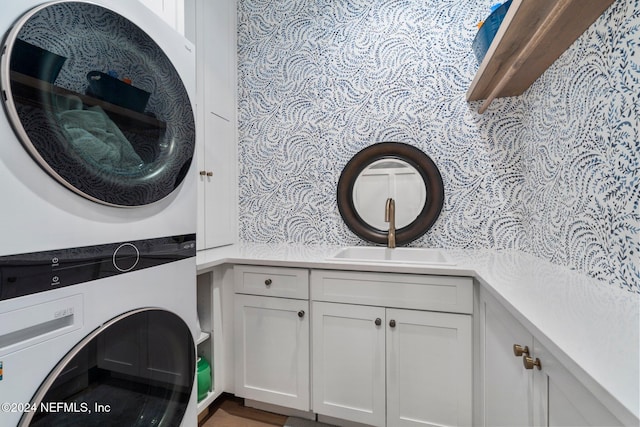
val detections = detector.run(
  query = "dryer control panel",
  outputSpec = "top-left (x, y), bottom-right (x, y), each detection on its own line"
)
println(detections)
top-left (0, 234), bottom-right (195, 301)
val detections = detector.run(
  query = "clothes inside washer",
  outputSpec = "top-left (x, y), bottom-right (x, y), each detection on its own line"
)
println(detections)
top-left (55, 95), bottom-right (143, 171)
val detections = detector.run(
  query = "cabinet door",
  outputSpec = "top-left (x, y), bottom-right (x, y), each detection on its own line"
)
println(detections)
top-left (312, 302), bottom-right (386, 427)
top-left (386, 308), bottom-right (472, 427)
top-left (194, 0), bottom-right (237, 250)
top-left (479, 289), bottom-right (534, 427)
top-left (200, 113), bottom-right (236, 248)
top-left (533, 339), bottom-right (624, 427)
top-left (234, 294), bottom-right (309, 411)
top-left (201, 0), bottom-right (236, 121)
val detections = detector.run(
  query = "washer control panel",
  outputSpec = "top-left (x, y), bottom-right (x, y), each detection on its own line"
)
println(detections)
top-left (0, 234), bottom-right (195, 301)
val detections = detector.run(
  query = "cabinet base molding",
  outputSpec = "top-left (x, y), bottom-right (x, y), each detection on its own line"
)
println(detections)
top-left (244, 399), bottom-right (315, 421)
top-left (246, 399), bottom-right (373, 427)
top-left (317, 414), bottom-right (376, 427)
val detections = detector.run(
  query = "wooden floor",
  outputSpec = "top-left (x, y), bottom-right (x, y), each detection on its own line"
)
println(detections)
top-left (199, 395), bottom-right (288, 427)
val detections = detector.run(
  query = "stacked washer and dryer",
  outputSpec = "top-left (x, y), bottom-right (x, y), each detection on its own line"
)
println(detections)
top-left (0, 1), bottom-right (199, 426)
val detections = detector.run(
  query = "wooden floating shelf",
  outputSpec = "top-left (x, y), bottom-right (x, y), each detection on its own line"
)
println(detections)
top-left (466, 0), bottom-right (616, 113)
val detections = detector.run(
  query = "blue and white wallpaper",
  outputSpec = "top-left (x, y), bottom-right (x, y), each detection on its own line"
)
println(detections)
top-left (237, 0), bottom-right (640, 293)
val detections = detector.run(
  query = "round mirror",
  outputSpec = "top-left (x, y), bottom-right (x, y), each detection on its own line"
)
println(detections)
top-left (353, 158), bottom-right (427, 230)
top-left (338, 142), bottom-right (444, 245)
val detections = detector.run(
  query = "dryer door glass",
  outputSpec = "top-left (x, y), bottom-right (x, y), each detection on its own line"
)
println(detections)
top-left (0, 2), bottom-right (195, 207)
top-left (20, 309), bottom-right (196, 427)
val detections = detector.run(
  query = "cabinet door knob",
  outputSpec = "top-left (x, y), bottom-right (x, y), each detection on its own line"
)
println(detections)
top-left (298, 310), bottom-right (305, 318)
top-left (206, 171), bottom-right (213, 177)
top-left (199, 170), bottom-right (207, 176)
top-left (264, 278), bottom-right (272, 286)
top-left (523, 356), bottom-right (542, 370)
top-left (374, 318), bottom-right (382, 326)
top-left (513, 344), bottom-right (529, 357)
top-left (389, 319), bottom-right (396, 328)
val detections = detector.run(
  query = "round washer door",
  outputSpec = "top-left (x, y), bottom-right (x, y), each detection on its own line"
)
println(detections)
top-left (20, 309), bottom-right (196, 427)
top-left (0, 1), bottom-right (195, 207)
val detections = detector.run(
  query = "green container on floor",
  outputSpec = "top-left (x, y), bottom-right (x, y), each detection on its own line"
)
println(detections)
top-left (197, 356), bottom-right (212, 402)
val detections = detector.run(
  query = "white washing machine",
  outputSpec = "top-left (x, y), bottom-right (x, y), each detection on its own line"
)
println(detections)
top-left (0, 253), bottom-right (198, 427)
top-left (0, 1), bottom-right (199, 426)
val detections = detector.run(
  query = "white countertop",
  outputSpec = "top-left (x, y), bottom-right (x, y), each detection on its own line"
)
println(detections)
top-left (197, 243), bottom-right (640, 423)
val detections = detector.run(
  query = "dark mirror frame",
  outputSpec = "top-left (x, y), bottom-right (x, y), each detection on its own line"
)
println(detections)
top-left (337, 142), bottom-right (444, 246)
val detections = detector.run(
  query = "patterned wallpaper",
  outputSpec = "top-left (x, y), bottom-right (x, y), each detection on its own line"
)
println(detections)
top-left (237, 0), bottom-right (640, 293)
top-left (517, 0), bottom-right (640, 292)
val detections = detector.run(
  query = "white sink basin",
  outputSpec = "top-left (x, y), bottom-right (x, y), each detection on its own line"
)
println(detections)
top-left (329, 246), bottom-right (455, 265)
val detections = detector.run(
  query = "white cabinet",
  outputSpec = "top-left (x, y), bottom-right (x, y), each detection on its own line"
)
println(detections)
top-left (477, 287), bottom-right (625, 427)
top-left (198, 113), bottom-right (236, 249)
top-left (234, 264), bottom-right (309, 298)
top-left (312, 302), bottom-right (386, 426)
top-left (386, 308), bottom-right (472, 427)
top-left (138, 0), bottom-right (185, 34)
top-left (535, 338), bottom-right (626, 427)
top-left (311, 270), bottom-right (473, 427)
top-left (209, 259), bottom-right (634, 426)
top-left (477, 288), bottom-right (534, 426)
top-left (234, 294), bottom-right (310, 411)
top-left (233, 266), bottom-right (310, 411)
top-left (191, 0), bottom-right (237, 250)
top-left (199, 0), bottom-right (236, 121)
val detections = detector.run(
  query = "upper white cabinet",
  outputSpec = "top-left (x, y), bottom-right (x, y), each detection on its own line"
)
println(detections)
top-left (138, 0), bottom-right (185, 35)
top-left (191, 0), bottom-right (238, 250)
top-left (199, 113), bottom-right (236, 249)
top-left (200, 0), bottom-right (236, 121)
top-left (477, 287), bottom-right (627, 427)
top-left (467, 0), bottom-right (615, 113)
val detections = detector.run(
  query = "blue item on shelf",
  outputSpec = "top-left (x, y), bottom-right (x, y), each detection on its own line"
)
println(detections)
top-left (472, 0), bottom-right (513, 64)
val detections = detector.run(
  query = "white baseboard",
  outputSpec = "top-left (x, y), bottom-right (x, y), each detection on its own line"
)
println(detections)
top-left (244, 399), bottom-right (316, 421)
top-left (317, 414), bottom-right (373, 427)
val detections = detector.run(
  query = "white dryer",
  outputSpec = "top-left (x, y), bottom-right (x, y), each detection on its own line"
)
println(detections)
top-left (0, 1), bottom-right (199, 426)
top-left (0, 0), bottom-right (197, 256)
